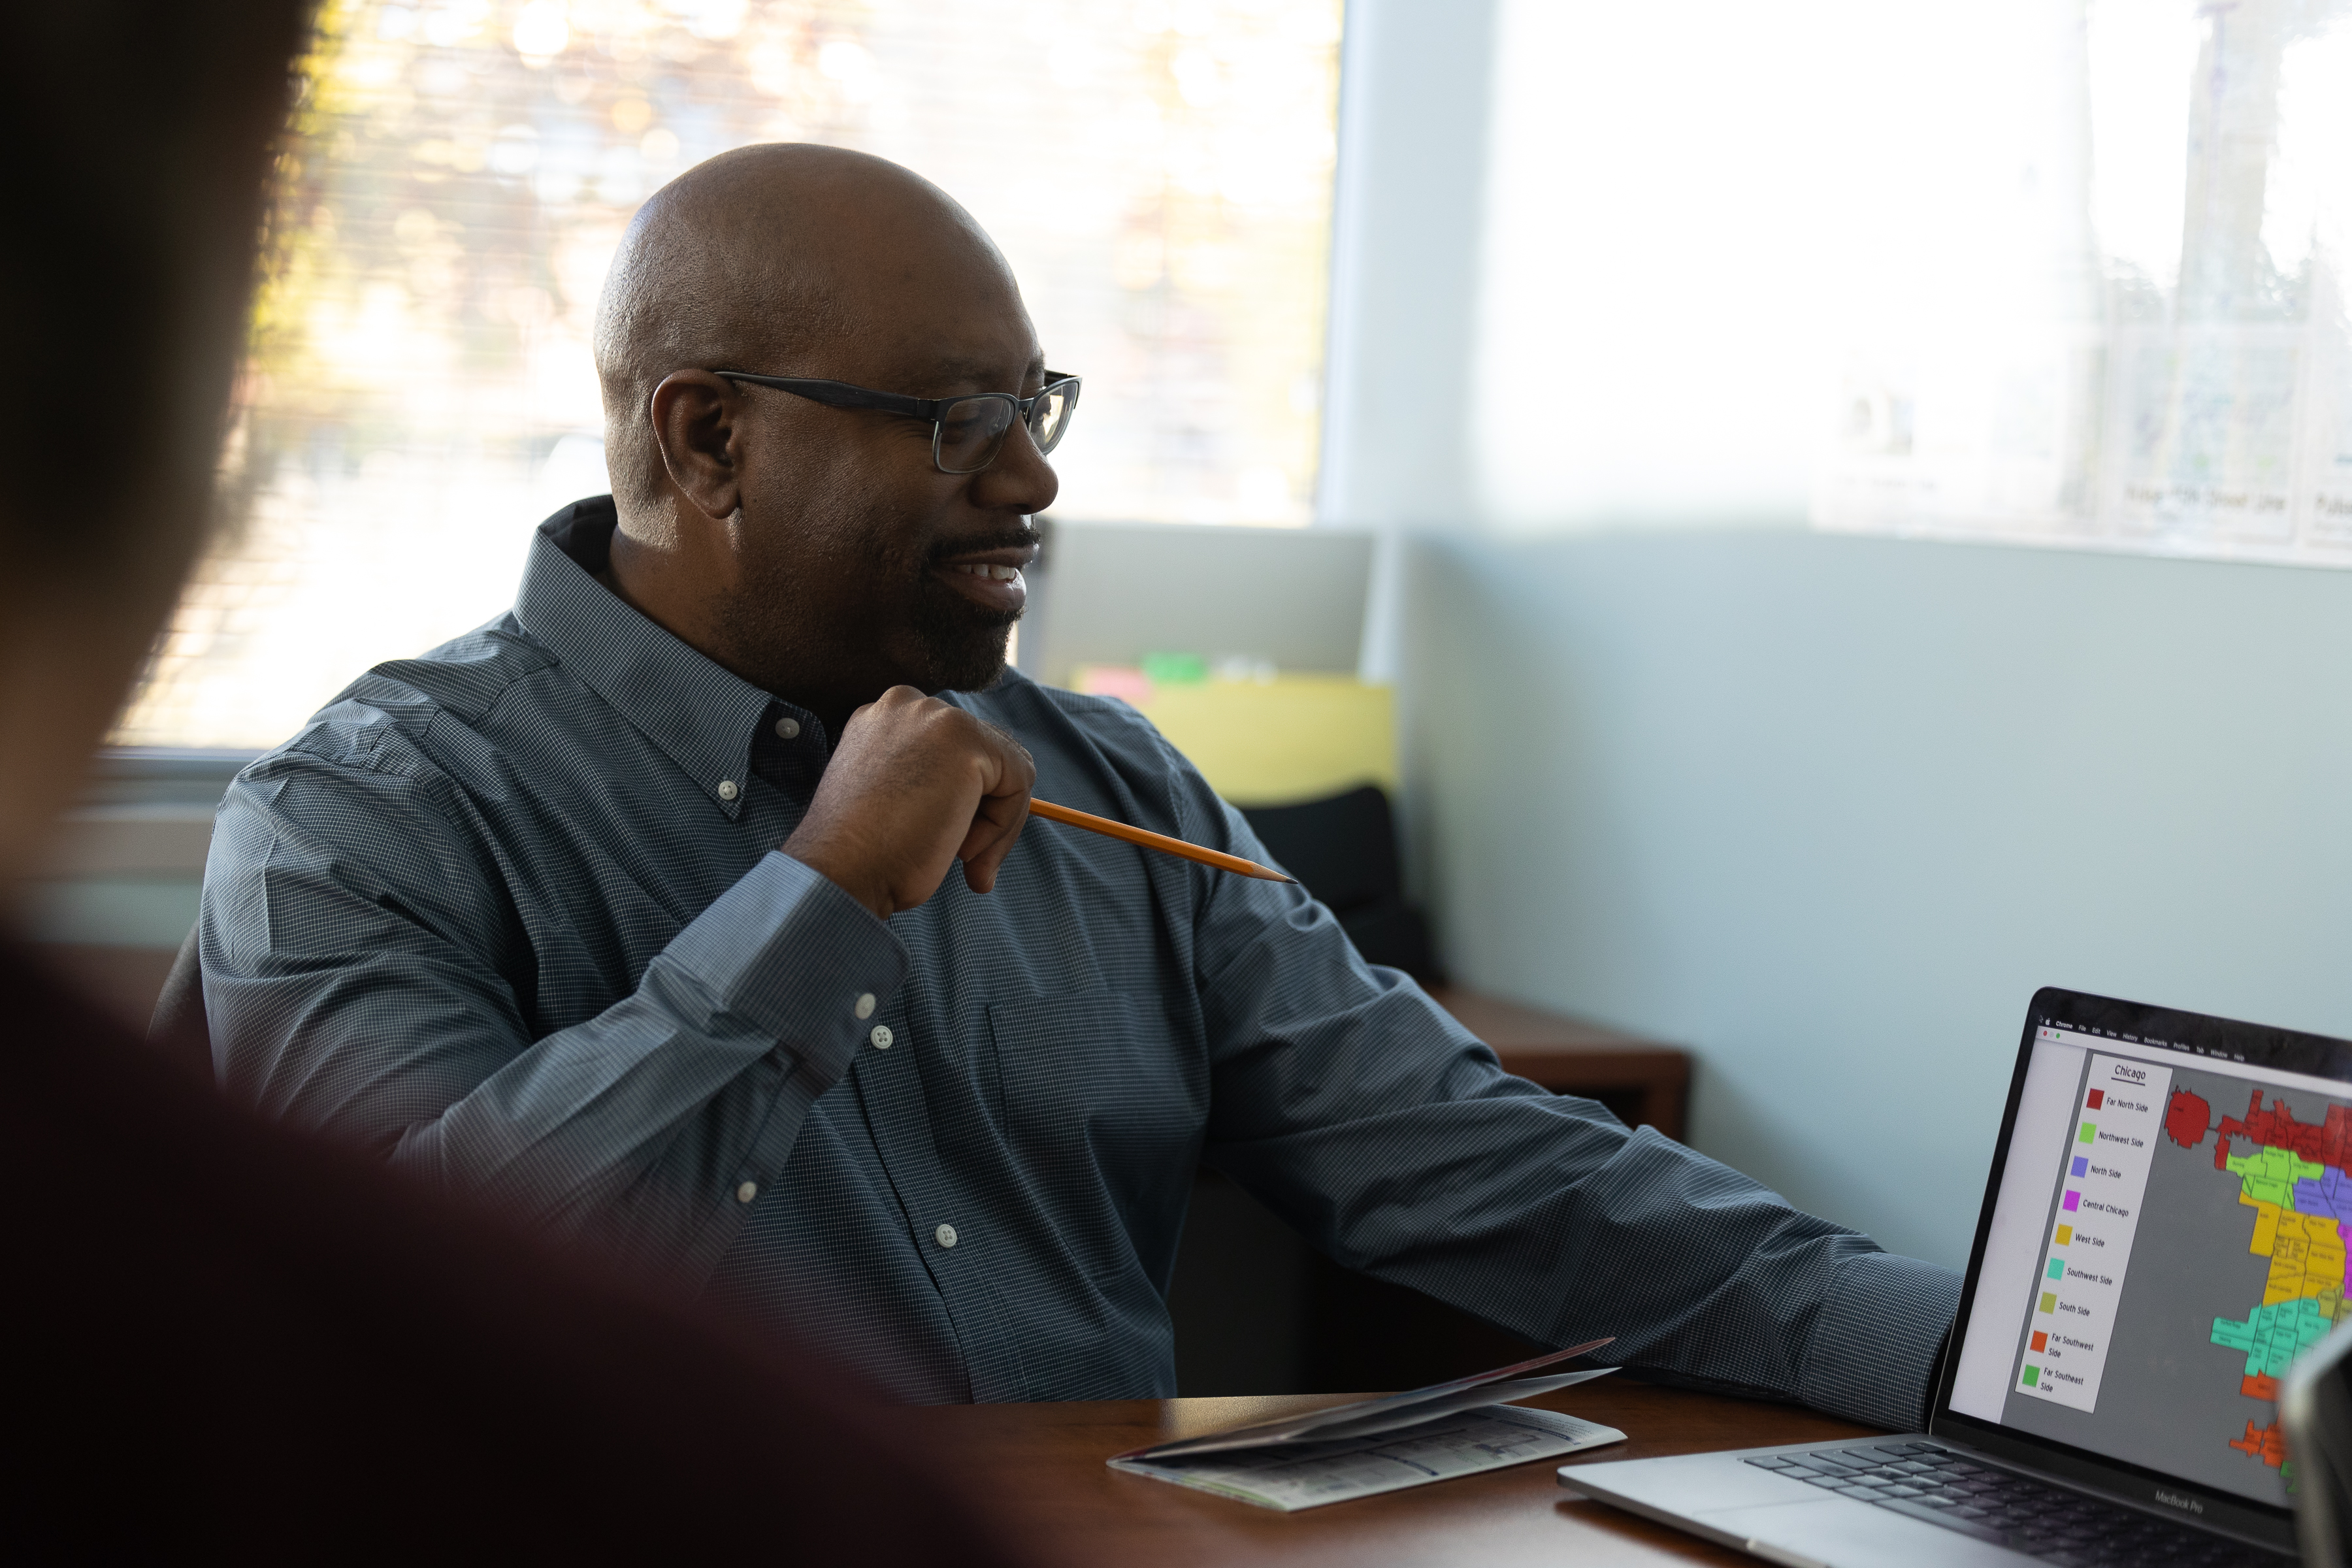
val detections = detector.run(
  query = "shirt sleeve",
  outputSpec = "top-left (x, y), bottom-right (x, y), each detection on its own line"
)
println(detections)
top-left (201, 751), bottom-right (906, 1281)
top-left (1165, 761), bottom-right (1959, 1431)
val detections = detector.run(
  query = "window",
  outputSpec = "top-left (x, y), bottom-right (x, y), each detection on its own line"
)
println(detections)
top-left (121, 0), bottom-right (1341, 749)
top-left (1477, 0), bottom-right (2352, 566)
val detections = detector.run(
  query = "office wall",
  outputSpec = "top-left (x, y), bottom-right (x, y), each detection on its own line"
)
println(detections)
top-left (1322, 0), bottom-right (2352, 1273)
top-left (1395, 527), bottom-right (2352, 1269)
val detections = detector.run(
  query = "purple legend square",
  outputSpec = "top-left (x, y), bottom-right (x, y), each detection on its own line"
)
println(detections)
top-left (2063, 1190), bottom-right (2082, 1212)
top-left (2072, 1156), bottom-right (2089, 1177)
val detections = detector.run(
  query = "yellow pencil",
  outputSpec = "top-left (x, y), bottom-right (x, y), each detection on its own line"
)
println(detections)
top-left (1028, 798), bottom-right (1296, 883)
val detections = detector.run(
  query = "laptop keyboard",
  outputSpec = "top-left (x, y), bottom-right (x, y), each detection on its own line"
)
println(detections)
top-left (1742, 1443), bottom-right (2283, 1565)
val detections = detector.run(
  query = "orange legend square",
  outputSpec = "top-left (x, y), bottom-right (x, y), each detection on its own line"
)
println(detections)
top-left (2031, 1331), bottom-right (2048, 1352)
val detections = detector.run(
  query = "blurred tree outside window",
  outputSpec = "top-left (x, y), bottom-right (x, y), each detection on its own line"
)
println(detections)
top-left (122, 0), bottom-right (1341, 749)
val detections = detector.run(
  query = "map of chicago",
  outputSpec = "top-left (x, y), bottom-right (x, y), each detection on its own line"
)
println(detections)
top-left (2165, 1086), bottom-right (2352, 1484)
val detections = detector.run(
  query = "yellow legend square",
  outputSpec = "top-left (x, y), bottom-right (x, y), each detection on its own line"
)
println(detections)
top-left (2039, 1292), bottom-right (2057, 1313)
top-left (2055, 1226), bottom-right (2072, 1245)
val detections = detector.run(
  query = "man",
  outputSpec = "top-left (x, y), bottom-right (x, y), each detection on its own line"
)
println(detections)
top-left (1, 8), bottom-right (1018, 1558)
top-left (205, 143), bottom-right (1959, 1424)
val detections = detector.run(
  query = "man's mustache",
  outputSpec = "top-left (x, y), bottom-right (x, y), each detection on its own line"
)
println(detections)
top-left (924, 521), bottom-right (1041, 567)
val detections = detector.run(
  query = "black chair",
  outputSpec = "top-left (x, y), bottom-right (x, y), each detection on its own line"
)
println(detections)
top-left (148, 923), bottom-right (212, 1081)
top-left (1237, 785), bottom-right (1443, 985)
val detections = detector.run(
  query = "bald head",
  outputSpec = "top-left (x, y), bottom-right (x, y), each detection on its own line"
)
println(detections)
top-left (594, 144), bottom-right (1022, 515)
top-left (584, 144), bottom-right (1057, 733)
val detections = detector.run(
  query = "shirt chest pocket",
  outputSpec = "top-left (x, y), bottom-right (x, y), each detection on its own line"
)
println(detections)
top-left (984, 990), bottom-right (1208, 1215)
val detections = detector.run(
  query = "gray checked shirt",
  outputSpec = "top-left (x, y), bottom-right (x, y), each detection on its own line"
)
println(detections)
top-left (201, 498), bottom-right (1959, 1422)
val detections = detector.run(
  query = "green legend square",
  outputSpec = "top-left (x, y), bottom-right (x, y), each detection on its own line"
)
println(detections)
top-left (2046, 1258), bottom-right (2065, 1280)
top-left (2039, 1292), bottom-right (2057, 1313)
top-left (2021, 1366), bottom-right (2040, 1388)
top-left (2078, 1122), bottom-right (2097, 1144)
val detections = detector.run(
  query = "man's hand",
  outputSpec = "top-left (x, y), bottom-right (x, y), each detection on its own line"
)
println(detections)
top-left (783, 687), bottom-right (1036, 920)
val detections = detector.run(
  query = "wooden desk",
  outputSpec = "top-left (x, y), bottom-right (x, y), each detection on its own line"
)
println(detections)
top-left (941, 1379), bottom-right (1868, 1567)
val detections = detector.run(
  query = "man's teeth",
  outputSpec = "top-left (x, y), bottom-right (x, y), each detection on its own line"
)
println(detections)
top-left (949, 563), bottom-right (1022, 581)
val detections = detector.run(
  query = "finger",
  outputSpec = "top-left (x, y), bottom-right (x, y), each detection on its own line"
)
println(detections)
top-left (958, 789), bottom-right (1030, 894)
top-left (973, 718), bottom-right (1036, 798)
top-left (962, 723), bottom-right (1037, 893)
top-left (957, 789), bottom-right (1026, 858)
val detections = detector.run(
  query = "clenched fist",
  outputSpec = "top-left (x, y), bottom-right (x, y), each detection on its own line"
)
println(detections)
top-left (783, 687), bottom-right (1036, 920)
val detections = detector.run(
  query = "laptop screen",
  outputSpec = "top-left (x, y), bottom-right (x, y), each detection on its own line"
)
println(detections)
top-left (1938, 988), bottom-right (2352, 1529)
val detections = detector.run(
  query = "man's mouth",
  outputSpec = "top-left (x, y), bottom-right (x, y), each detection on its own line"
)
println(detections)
top-left (928, 540), bottom-right (1035, 615)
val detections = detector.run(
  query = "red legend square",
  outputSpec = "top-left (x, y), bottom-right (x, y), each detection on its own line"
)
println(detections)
top-left (2031, 1331), bottom-right (2048, 1352)
top-left (2086, 1090), bottom-right (2104, 1109)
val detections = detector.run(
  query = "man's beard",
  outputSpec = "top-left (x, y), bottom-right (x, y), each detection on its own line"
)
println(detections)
top-left (713, 518), bottom-right (1034, 702)
top-left (893, 518), bottom-right (1039, 692)
top-left (906, 573), bottom-right (1021, 693)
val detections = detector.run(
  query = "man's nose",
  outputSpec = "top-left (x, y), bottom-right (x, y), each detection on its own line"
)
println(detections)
top-left (972, 415), bottom-right (1059, 514)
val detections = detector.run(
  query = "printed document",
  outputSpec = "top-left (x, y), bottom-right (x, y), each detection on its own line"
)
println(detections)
top-left (1107, 1340), bottom-right (1625, 1511)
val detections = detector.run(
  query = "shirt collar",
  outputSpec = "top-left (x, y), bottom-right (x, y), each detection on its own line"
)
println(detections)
top-left (514, 496), bottom-right (804, 819)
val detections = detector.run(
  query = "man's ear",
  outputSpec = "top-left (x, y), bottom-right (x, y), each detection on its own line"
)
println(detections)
top-left (647, 370), bottom-right (742, 522)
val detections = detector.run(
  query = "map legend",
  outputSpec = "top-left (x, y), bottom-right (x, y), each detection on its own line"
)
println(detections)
top-left (2017, 1054), bottom-right (2173, 1413)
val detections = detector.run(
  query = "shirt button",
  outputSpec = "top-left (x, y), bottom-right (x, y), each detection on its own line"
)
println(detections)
top-left (855, 992), bottom-right (876, 1019)
top-left (934, 1223), bottom-right (958, 1249)
top-left (870, 1024), bottom-right (894, 1050)
top-left (717, 779), bottom-right (739, 801)
top-left (775, 717), bottom-right (801, 740)
top-left (735, 1181), bottom-right (759, 1204)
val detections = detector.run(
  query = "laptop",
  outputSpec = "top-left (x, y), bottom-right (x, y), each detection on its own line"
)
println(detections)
top-left (1558, 985), bottom-right (2352, 1567)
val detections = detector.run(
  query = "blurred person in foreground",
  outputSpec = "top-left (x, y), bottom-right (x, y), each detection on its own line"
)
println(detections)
top-left (0, 7), bottom-right (1021, 1559)
top-left (202, 143), bottom-right (1957, 1429)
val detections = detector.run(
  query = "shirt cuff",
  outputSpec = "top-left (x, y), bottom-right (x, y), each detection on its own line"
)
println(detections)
top-left (659, 849), bottom-right (906, 1086)
top-left (1797, 1250), bottom-right (1964, 1431)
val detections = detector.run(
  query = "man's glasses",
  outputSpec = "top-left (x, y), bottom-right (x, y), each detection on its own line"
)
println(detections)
top-left (715, 369), bottom-right (1082, 476)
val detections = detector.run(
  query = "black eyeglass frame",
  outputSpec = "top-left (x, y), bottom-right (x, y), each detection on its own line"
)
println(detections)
top-left (714, 369), bottom-right (1082, 475)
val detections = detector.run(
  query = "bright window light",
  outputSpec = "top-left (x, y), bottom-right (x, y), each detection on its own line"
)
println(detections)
top-left (1476, 0), bottom-right (2352, 566)
top-left (122, 0), bottom-right (1340, 749)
